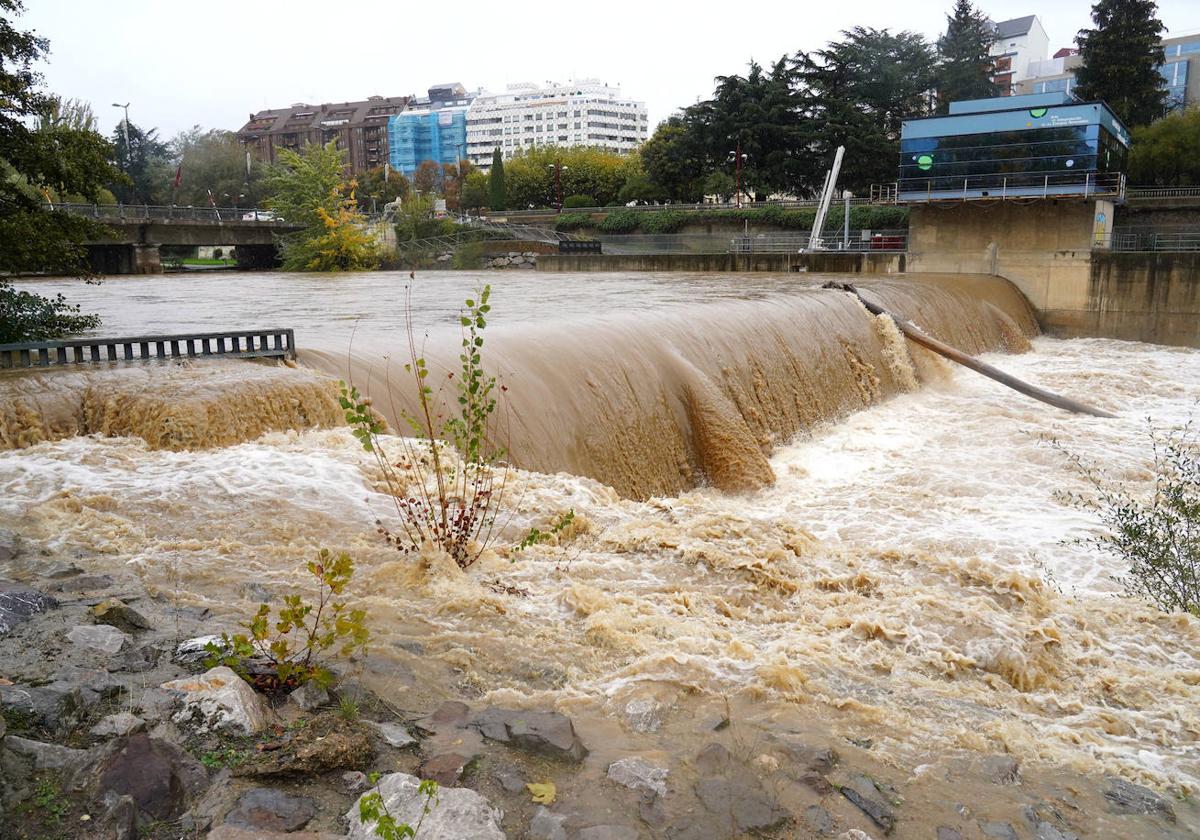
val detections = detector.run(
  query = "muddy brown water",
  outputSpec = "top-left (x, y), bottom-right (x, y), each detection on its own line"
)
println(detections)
top-left (2, 270), bottom-right (1199, 836)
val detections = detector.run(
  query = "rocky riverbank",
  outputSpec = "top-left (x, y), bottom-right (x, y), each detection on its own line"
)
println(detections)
top-left (0, 526), bottom-right (1194, 840)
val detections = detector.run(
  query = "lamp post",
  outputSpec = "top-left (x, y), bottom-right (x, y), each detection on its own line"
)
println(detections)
top-left (728, 142), bottom-right (748, 209)
top-left (547, 162), bottom-right (568, 212)
top-left (112, 102), bottom-right (131, 165)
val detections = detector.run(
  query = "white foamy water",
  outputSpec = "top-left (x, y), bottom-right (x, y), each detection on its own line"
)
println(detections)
top-left (2, 294), bottom-right (1198, 793)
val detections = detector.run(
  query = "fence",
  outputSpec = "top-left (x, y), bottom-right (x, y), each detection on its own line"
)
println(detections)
top-left (1106, 229), bottom-right (1200, 251)
top-left (595, 230), bottom-right (908, 255)
top-left (496, 196), bottom-right (872, 219)
top-left (0, 329), bottom-right (296, 370)
top-left (44, 203), bottom-right (282, 223)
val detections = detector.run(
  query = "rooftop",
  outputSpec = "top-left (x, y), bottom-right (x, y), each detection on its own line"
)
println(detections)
top-left (992, 15), bottom-right (1037, 39)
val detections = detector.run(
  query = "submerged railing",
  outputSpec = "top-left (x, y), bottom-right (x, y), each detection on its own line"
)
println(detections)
top-left (0, 329), bottom-right (296, 370)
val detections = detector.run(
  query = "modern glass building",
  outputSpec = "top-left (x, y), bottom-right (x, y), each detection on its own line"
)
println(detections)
top-left (387, 106), bottom-right (469, 176)
top-left (897, 93), bottom-right (1129, 201)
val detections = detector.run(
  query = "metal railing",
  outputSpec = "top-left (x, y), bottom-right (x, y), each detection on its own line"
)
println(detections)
top-left (1125, 186), bottom-right (1200, 199)
top-left (594, 230), bottom-right (908, 255)
top-left (891, 172), bottom-right (1126, 203)
top-left (0, 329), bottom-right (296, 370)
top-left (44, 203), bottom-right (286, 223)
top-left (494, 196), bottom-right (870, 219)
top-left (1105, 229), bottom-right (1200, 251)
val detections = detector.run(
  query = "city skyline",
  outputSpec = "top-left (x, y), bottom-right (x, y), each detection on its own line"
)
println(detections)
top-left (21, 0), bottom-right (1200, 141)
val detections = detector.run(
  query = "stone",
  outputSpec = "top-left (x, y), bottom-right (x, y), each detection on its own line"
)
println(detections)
top-left (368, 719), bottom-right (416, 748)
top-left (224, 787), bottom-right (317, 832)
top-left (494, 766), bottom-right (526, 793)
top-left (1, 681), bottom-right (83, 729)
top-left (236, 711), bottom-right (373, 777)
top-left (3, 734), bottom-right (88, 771)
top-left (287, 681), bottom-right (329, 711)
top-left (839, 773), bottom-right (896, 834)
top-left (419, 751), bottom-right (471, 786)
top-left (173, 634), bottom-right (224, 665)
top-left (577, 827), bottom-right (638, 840)
top-left (343, 770), bottom-right (369, 792)
top-left (96, 793), bottom-right (138, 840)
top-left (161, 666), bottom-right (269, 734)
top-left (1032, 822), bottom-right (1079, 840)
top-left (979, 821), bottom-right (1018, 840)
top-left (207, 828), bottom-right (342, 840)
top-left (114, 642), bottom-right (161, 673)
top-left (67, 623), bottom-right (130, 654)
top-left (937, 828), bottom-right (963, 840)
top-left (91, 598), bottom-right (153, 633)
top-left (471, 706), bottom-right (587, 761)
top-left (0, 530), bottom-right (19, 562)
top-left (980, 754), bottom-right (1020, 785)
top-left (96, 733), bottom-right (209, 821)
top-left (695, 776), bottom-right (790, 834)
top-left (43, 562), bottom-right (82, 579)
top-left (693, 742), bottom-right (733, 775)
top-left (346, 772), bottom-right (504, 840)
top-left (624, 696), bottom-right (663, 733)
top-left (52, 573), bottom-right (114, 592)
top-left (777, 737), bottom-right (839, 775)
top-left (0, 581), bottom-right (56, 636)
top-left (529, 806), bottom-right (568, 840)
top-left (607, 756), bottom-right (668, 797)
top-left (90, 712), bottom-right (146, 738)
top-left (804, 805), bottom-right (835, 835)
top-left (1104, 776), bottom-right (1176, 822)
top-left (419, 699), bottom-right (470, 731)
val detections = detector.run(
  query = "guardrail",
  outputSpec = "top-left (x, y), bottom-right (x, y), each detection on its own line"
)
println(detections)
top-left (891, 172), bottom-right (1126, 203)
top-left (595, 230), bottom-right (908, 255)
top-left (44, 203), bottom-right (283, 223)
top-left (1125, 187), bottom-right (1200, 199)
top-left (1107, 230), bottom-right (1200, 251)
top-left (0, 329), bottom-right (296, 370)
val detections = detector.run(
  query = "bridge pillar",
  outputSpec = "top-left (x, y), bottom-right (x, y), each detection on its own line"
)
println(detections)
top-left (235, 244), bottom-right (281, 270)
top-left (86, 243), bottom-right (161, 275)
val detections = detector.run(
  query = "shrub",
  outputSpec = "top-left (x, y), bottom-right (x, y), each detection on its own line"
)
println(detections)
top-left (562, 194), bottom-right (596, 209)
top-left (1052, 421), bottom-right (1200, 616)
top-left (0, 280), bottom-right (101, 343)
top-left (554, 212), bottom-right (593, 232)
top-left (597, 209), bottom-right (640, 234)
top-left (204, 549), bottom-right (370, 691)
top-left (638, 210), bottom-right (690, 234)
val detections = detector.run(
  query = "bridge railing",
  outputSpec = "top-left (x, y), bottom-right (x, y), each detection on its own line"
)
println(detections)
top-left (44, 203), bottom-right (283, 223)
top-left (0, 329), bottom-right (296, 370)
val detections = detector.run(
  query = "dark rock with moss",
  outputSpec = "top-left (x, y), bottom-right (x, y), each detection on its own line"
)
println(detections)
top-left (234, 711), bottom-right (373, 778)
top-left (839, 772), bottom-right (897, 834)
top-left (471, 706), bottom-right (587, 762)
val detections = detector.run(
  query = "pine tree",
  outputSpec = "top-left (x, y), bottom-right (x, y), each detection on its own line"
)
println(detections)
top-left (935, 0), bottom-right (1000, 112)
top-left (488, 148), bottom-right (506, 211)
top-left (1074, 0), bottom-right (1167, 126)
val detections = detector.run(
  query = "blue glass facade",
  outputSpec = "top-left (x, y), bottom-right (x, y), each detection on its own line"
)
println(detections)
top-left (899, 94), bottom-right (1129, 200)
top-left (387, 108), bottom-right (468, 176)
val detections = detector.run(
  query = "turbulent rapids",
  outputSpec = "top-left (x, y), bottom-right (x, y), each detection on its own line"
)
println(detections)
top-left (2, 270), bottom-right (1199, 832)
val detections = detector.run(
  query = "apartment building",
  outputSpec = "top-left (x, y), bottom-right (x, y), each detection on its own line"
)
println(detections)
top-left (1017, 32), bottom-right (1200, 109)
top-left (386, 83), bottom-right (476, 176)
top-left (237, 96), bottom-right (410, 175)
top-left (464, 80), bottom-right (648, 169)
top-left (989, 15), bottom-right (1050, 94)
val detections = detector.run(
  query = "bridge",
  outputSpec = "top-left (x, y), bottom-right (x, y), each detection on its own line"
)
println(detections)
top-left (51, 203), bottom-right (301, 274)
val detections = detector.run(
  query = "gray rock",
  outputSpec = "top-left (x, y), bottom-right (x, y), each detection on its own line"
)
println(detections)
top-left (0, 581), bottom-right (56, 636)
top-left (97, 793), bottom-right (138, 840)
top-left (225, 787), bottom-right (317, 832)
top-left (695, 776), bottom-right (790, 834)
top-left (529, 806), bottom-right (568, 840)
top-left (418, 751), bottom-right (471, 786)
top-left (343, 770), bottom-right (368, 792)
top-left (980, 754), bottom-right (1020, 785)
top-left (839, 773), bottom-right (896, 834)
top-left (979, 821), bottom-right (1018, 840)
top-left (91, 712), bottom-right (146, 738)
top-left (161, 666), bottom-right (269, 734)
top-left (91, 598), bottom-right (153, 633)
top-left (1033, 822), bottom-right (1078, 840)
top-left (937, 828), bottom-right (963, 840)
top-left (777, 737), bottom-right (838, 774)
top-left (1104, 776), bottom-right (1176, 822)
top-left (3, 734), bottom-right (88, 771)
top-left (287, 681), bottom-right (329, 711)
top-left (43, 562), bottom-right (82, 579)
top-left (607, 756), bottom-right (668, 797)
top-left (1, 681), bottom-right (83, 729)
top-left (624, 697), bottom-right (664, 733)
top-left (173, 634), bottom-right (224, 665)
top-left (95, 733), bottom-right (209, 821)
top-left (494, 766), bottom-right (526, 793)
top-left (0, 530), bottom-right (19, 562)
top-left (804, 805), bottom-right (834, 835)
top-left (0, 714), bottom-right (5, 740)
top-left (51, 573), bottom-right (114, 591)
top-left (368, 720), bottom-right (416, 748)
top-left (471, 706), bottom-right (587, 761)
top-left (418, 699), bottom-right (471, 732)
top-left (67, 623), bottom-right (130, 654)
top-left (693, 742), bottom-right (732, 775)
top-left (577, 827), bottom-right (638, 840)
top-left (346, 772), bottom-right (504, 839)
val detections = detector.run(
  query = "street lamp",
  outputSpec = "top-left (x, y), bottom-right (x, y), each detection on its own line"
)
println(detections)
top-left (728, 143), bottom-right (748, 209)
top-left (546, 162), bottom-right (569, 212)
top-left (112, 102), bottom-right (131, 162)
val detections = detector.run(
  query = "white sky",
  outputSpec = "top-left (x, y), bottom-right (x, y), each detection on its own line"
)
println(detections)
top-left (20, 0), bottom-right (1200, 139)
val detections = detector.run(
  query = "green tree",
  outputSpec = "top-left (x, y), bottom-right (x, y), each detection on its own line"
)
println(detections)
top-left (702, 170), bottom-right (736, 201)
top-left (354, 165), bottom-right (409, 213)
top-left (0, 0), bottom-right (118, 337)
top-left (261, 141), bottom-right (379, 271)
top-left (170, 127), bottom-right (262, 208)
top-left (1127, 107), bottom-right (1200, 185)
top-left (460, 169), bottom-right (489, 212)
top-left (487, 148), bottom-right (505, 211)
top-left (639, 117), bottom-right (707, 202)
top-left (1074, 0), bottom-right (1167, 127)
top-left (109, 121), bottom-right (172, 204)
top-left (935, 0), bottom-right (1000, 111)
top-left (36, 95), bottom-right (97, 132)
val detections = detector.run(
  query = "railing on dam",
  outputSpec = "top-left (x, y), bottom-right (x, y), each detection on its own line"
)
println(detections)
top-left (1106, 229), bottom-right (1200, 252)
top-left (0, 329), bottom-right (296, 370)
top-left (43, 203), bottom-right (283, 224)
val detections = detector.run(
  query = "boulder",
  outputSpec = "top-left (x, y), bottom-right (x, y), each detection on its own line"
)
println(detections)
top-left (287, 681), bottom-right (329, 711)
top-left (838, 772), bottom-right (896, 834)
top-left (346, 772), bottom-right (504, 840)
top-left (3, 734), bottom-right (88, 771)
top-left (96, 792), bottom-right (138, 840)
top-left (529, 806), bottom-right (567, 840)
top-left (979, 821), bottom-right (1018, 840)
top-left (623, 697), bottom-right (664, 733)
top-left (67, 624), bottom-right (130, 655)
top-left (235, 711), bottom-right (373, 777)
top-left (804, 805), bottom-right (835, 835)
top-left (90, 712), bottom-right (146, 738)
top-left (95, 733), bottom-right (209, 821)
top-left (161, 666), bottom-right (268, 734)
top-left (0, 581), bottom-right (56, 636)
top-left (173, 634), bottom-right (224, 665)
top-left (606, 756), bottom-right (668, 797)
top-left (207, 828), bottom-right (342, 840)
top-left (694, 776), bottom-right (790, 834)
top-left (91, 598), bottom-right (153, 633)
top-left (224, 787), bottom-right (317, 832)
top-left (418, 751), bottom-right (471, 786)
top-left (1104, 776), bottom-right (1176, 822)
top-left (471, 706), bottom-right (587, 762)
top-left (367, 720), bottom-right (415, 748)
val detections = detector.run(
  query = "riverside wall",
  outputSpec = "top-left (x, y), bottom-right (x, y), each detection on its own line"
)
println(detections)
top-left (537, 252), bottom-right (905, 274)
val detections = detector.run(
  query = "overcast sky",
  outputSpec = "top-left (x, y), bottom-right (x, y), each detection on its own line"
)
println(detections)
top-left (19, 0), bottom-right (1200, 140)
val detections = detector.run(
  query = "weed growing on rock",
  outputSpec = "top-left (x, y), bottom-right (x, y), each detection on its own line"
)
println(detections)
top-left (204, 549), bottom-right (370, 691)
top-left (359, 774), bottom-right (439, 839)
top-left (1052, 420), bottom-right (1200, 616)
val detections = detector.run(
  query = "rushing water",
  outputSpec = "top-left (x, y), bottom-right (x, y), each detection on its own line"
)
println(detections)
top-left (2, 271), bottom-right (1199, 799)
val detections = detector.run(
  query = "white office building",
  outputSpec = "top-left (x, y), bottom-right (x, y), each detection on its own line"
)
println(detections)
top-left (465, 79), bottom-right (649, 168)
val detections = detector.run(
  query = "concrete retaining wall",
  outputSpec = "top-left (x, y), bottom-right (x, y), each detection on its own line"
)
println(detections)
top-left (537, 252), bottom-right (906, 273)
top-left (1071, 252), bottom-right (1200, 347)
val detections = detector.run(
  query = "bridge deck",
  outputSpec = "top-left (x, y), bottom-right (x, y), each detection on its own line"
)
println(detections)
top-left (0, 329), bottom-right (296, 370)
